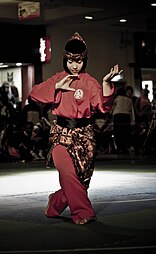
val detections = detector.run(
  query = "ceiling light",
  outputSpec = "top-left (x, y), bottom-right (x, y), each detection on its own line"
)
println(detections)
top-left (0, 64), bottom-right (9, 68)
top-left (119, 18), bottom-right (127, 23)
top-left (151, 3), bottom-right (156, 6)
top-left (16, 62), bottom-right (22, 66)
top-left (85, 15), bottom-right (93, 20)
top-left (141, 40), bottom-right (146, 47)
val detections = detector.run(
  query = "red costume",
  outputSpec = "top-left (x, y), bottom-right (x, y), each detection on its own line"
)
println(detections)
top-left (29, 32), bottom-right (115, 225)
top-left (30, 71), bottom-right (113, 118)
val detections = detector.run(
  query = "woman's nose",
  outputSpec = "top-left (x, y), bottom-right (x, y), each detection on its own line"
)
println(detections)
top-left (72, 62), bottom-right (78, 69)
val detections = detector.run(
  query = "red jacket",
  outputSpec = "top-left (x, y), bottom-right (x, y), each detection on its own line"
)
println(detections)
top-left (30, 71), bottom-right (114, 119)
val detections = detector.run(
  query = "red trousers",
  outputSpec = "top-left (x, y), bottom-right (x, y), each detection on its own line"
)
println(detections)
top-left (45, 144), bottom-right (95, 223)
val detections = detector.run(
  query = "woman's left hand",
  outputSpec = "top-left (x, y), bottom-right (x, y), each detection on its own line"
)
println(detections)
top-left (103, 64), bottom-right (123, 83)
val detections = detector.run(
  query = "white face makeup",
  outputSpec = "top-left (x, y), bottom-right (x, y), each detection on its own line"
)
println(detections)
top-left (67, 59), bottom-right (83, 75)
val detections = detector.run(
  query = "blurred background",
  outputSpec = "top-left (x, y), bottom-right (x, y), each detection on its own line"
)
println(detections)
top-left (0, 0), bottom-right (156, 162)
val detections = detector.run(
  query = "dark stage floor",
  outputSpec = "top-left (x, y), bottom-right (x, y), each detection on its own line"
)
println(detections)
top-left (0, 155), bottom-right (156, 254)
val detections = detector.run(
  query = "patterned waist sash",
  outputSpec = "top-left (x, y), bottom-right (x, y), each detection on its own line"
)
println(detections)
top-left (46, 122), bottom-right (96, 188)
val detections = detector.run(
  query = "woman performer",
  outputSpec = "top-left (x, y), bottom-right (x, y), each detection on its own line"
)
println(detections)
top-left (29, 32), bottom-right (122, 225)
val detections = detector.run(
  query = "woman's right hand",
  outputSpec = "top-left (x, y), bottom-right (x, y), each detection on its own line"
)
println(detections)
top-left (55, 75), bottom-right (78, 91)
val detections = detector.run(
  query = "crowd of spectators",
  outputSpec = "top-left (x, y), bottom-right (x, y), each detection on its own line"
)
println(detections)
top-left (0, 82), bottom-right (54, 162)
top-left (94, 85), bottom-right (155, 156)
top-left (0, 82), bottom-right (156, 163)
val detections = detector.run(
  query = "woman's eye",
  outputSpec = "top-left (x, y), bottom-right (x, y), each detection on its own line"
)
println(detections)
top-left (68, 60), bottom-right (73, 64)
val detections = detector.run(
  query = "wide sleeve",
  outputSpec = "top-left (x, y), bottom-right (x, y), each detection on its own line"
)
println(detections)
top-left (29, 76), bottom-right (61, 104)
top-left (102, 84), bottom-right (114, 111)
top-left (90, 80), bottom-right (114, 113)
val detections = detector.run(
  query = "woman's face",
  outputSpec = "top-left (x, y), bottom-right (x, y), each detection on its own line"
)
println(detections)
top-left (67, 59), bottom-right (83, 75)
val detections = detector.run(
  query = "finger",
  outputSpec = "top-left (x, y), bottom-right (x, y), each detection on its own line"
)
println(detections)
top-left (63, 75), bottom-right (79, 85)
top-left (113, 64), bottom-right (119, 73)
top-left (66, 87), bottom-right (76, 91)
top-left (67, 78), bottom-right (75, 85)
top-left (61, 75), bottom-right (72, 82)
top-left (110, 67), bottom-right (114, 74)
top-left (114, 65), bottom-right (122, 75)
top-left (69, 74), bottom-right (79, 78)
top-left (114, 64), bottom-right (119, 68)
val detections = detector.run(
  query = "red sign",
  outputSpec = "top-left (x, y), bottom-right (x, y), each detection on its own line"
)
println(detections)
top-left (39, 37), bottom-right (51, 63)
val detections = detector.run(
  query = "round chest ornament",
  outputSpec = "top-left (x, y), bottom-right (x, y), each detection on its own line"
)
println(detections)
top-left (74, 89), bottom-right (84, 99)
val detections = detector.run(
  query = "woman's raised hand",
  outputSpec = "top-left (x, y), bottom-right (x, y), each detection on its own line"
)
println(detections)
top-left (103, 64), bottom-right (123, 83)
top-left (55, 75), bottom-right (78, 91)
